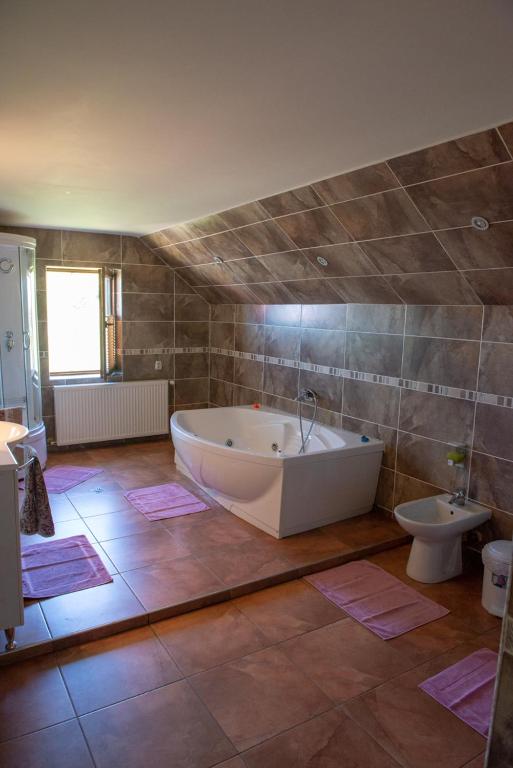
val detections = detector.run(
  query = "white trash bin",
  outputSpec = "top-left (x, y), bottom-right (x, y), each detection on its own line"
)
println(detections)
top-left (481, 540), bottom-right (513, 617)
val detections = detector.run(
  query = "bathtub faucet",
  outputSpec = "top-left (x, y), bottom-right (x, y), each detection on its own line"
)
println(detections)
top-left (296, 389), bottom-right (318, 454)
top-left (296, 388), bottom-right (317, 403)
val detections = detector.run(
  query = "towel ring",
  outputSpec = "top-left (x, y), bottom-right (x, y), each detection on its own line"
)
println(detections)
top-left (14, 444), bottom-right (36, 473)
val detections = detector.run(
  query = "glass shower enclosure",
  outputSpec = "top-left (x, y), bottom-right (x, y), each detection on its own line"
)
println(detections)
top-left (0, 233), bottom-right (46, 467)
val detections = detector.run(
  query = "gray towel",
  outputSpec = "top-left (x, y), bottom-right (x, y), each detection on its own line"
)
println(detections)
top-left (18, 447), bottom-right (55, 537)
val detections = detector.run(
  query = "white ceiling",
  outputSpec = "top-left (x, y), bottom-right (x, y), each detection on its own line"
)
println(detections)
top-left (1, 0), bottom-right (513, 235)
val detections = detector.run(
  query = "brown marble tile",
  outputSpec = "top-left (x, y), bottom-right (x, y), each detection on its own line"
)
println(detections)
top-left (469, 451), bottom-right (513, 514)
top-left (161, 510), bottom-right (266, 557)
top-left (360, 232), bottom-right (454, 274)
top-left (236, 304), bottom-right (265, 324)
top-left (264, 325), bottom-right (301, 360)
top-left (478, 342), bottom-right (513, 396)
top-left (19, 517), bottom-right (97, 548)
top-left (406, 305), bottom-right (483, 340)
top-left (153, 603), bottom-right (268, 675)
top-left (211, 304), bottom-right (235, 322)
top-left (243, 708), bottom-right (401, 768)
top-left (474, 403), bottom-right (513, 461)
top-left (298, 369), bottom-right (343, 411)
top-left (160, 223), bottom-right (197, 244)
top-left (219, 201), bottom-right (268, 229)
top-left (174, 272), bottom-right (196, 294)
top-left (393, 472), bottom-right (444, 507)
top-left (388, 271), bottom-right (480, 305)
top-left (122, 293), bottom-right (174, 322)
top-left (174, 294), bottom-right (209, 321)
top-left (232, 385), bottom-right (262, 406)
top-left (244, 281), bottom-right (295, 303)
top-left (83, 506), bottom-right (163, 542)
top-left (396, 431), bottom-right (461, 490)
top-left (263, 362), bottom-right (299, 399)
top-left (300, 303), bottom-right (346, 329)
top-left (122, 263), bottom-right (174, 293)
top-left (121, 556), bottom-right (225, 612)
top-left (259, 184), bottom-right (322, 217)
top-left (276, 207), bottom-right (350, 248)
top-left (235, 220), bottom-right (295, 255)
top-left (210, 353), bottom-right (234, 382)
top-left (210, 378), bottom-right (234, 406)
top-left (483, 306), bottom-right (513, 343)
top-left (62, 231), bottom-right (121, 263)
top-left (101, 528), bottom-right (190, 573)
top-left (462, 754), bottom-right (485, 768)
top-left (123, 321), bottom-right (174, 350)
top-left (40, 575), bottom-right (145, 638)
top-left (376, 466), bottom-right (395, 510)
top-left (216, 759), bottom-right (246, 768)
top-left (175, 321), bottom-right (209, 347)
top-left (265, 304), bottom-right (302, 326)
top-left (282, 278), bottom-right (343, 304)
top-left (141, 231), bottom-right (171, 249)
top-left (210, 321), bottom-right (234, 349)
top-left (186, 213), bottom-right (227, 238)
top-left (342, 378), bottom-right (400, 427)
top-left (388, 129), bottom-right (509, 185)
top-left (330, 275), bottom-right (401, 303)
top-left (175, 353), bottom-right (209, 379)
top-left (157, 243), bottom-right (189, 268)
top-left (198, 537), bottom-right (296, 588)
top-left (0, 603), bottom-right (51, 656)
top-left (233, 357), bottom-right (264, 389)
top-left (48, 493), bottom-right (80, 522)
top-left (346, 332), bottom-right (403, 377)
top-left (227, 256), bottom-right (274, 284)
top-left (234, 322), bottom-right (264, 354)
top-left (221, 284), bottom-right (263, 304)
top-left (234, 580), bottom-right (343, 643)
top-left (122, 236), bottom-right (163, 266)
top-left (436, 221), bottom-right (513, 270)
top-left (402, 336), bottom-right (480, 389)
top-left (302, 242), bottom-right (376, 277)
top-left (185, 261), bottom-right (241, 287)
top-left (281, 618), bottom-right (412, 703)
top-left (258, 249), bottom-right (321, 281)
top-left (80, 679), bottom-right (235, 768)
top-left (203, 231), bottom-right (253, 262)
top-left (341, 644), bottom-right (488, 768)
top-left (313, 162), bottom-right (398, 204)
top-left (342, 416), bottom-right (397, 468)
top-left (407, 162), bottom-right (513, 229)
top-left (487, 649), bottom-right (513, 767)
top-left (57, 626), bottom-right (181, 715)
top-left (189, 646), bottom-right (330, 751)
top-left (498, 120), bottom-right (513, 153)
top-left (347, 303), bottom-right (404, 334)
top-left (321, 509), bottom-right (405, 549)
top-left (66, 490), bottom-right (132, 517)
top-left (332, 188), bottom-right (427, 240)
top-left (399, 389), bottom-right (475, 445)
top-left (174, 239), bottom-right (216, 268)
top-left (463, 268), bottom-right (513, 304)
top-left (0, 655), bottom-right (74, 742)
top-left (300, 328), bottom-right (345, 367)
top-left (0, 721), bottom-right (94, 768)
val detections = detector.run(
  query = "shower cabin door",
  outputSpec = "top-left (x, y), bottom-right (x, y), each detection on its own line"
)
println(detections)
top-left (0, 246), bottom-right (29, 421)
top-left (19, 246), bottom-right (41, 428)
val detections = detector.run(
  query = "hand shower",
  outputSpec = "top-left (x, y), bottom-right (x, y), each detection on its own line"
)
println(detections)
top-left (296, 388), bottom-right (318, 454)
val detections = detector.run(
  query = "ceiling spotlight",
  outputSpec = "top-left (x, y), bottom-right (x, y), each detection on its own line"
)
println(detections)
top-left (317, 256), bottom-right (329, 267)
top-left (213, 256), bottom-right (223, 264)
top-left (471, 216), bottom-right (489, 231)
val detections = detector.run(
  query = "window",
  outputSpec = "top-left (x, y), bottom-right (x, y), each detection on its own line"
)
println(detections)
top-left (46, 267), bottom-right (120, 377)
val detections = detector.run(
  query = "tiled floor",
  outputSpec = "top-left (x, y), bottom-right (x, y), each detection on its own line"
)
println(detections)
top-left (0, 545), bottom-right (501, 768)
top-left (3, 439), bottom-right (408, 662)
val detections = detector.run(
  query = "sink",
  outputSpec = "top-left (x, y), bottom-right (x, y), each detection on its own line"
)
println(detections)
top-left (394, 494), bottom-right (492, 582)
top-left (0, 421), bottom-right (28, 468)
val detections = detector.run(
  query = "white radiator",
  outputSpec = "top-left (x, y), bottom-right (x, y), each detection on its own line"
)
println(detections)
top-left (54, 380), bottom-right (169, 446)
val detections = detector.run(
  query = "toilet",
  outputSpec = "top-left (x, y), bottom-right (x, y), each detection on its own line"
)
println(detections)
top-left (394, 494), bottom-right (492, 583)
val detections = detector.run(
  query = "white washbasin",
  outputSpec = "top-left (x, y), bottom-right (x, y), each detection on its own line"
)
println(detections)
top-left (0, 421), bottom-right (28, 468)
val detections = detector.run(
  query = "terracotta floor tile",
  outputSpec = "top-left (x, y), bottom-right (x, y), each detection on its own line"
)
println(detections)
top-left (0, 602), bottom-right (50, 657)
top-left (418, 576), bottom-right (501, 635)
top-left (121, 556), bottom-right (225, 611)
top-left (197, 538), bottom-right (295, 588)
top-left (235, 580), bottom-right (345, 643)
top-left (100, 527), bottom-right (190, 572)
top-left (0, 655), bottom-right (74, 742)
top-left (387, 613), bottom-right (477, 666)
top-left (162, 509), bottom-right (266, 555)
top-left (90, 542), bottom-right (118, 575)
top-left (80, 679), bottom-right (236, 768)
top-left (341, 642), bottom-right (490, 768)
top-left (215, 759), bottom-right (246, 768)
top-left (48, 493), bottom-right (80, 522)
top-left (20, 518), bottom-right (96, 547)
top-left (41, 575), bottom-right (145, 638)
top-left (462, 755), bottom-right (485, 768)
top-left (84, 507), bottom-right (162, 541)
top-left (242, 708), bottom-right (401, 767)
top-left (0, 720), bottom-right (94, 768)
top-left (153, 603), bottom-right (268, 675)
top-left (323, 509), bottom-right (407, 548)
top-left (58, 626), bottom-right (181, 714)
top-left (280, 618), bottom-right (414, 703)
top-left (271, 528), bottom-right (349, 566)
top-left (68, 490), bottom-right (133, 518)
top-left (189, 646), bottom-right (331, 751)
top-left (65, 476), bottom-right (122, 494)
top-left (110, 468), bottom-right (172, 491)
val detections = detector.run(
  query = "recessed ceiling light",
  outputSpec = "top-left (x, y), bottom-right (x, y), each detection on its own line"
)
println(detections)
top-left (213, 256), bottom-right (223, 263)
top-left (317, 256), bottom-right (329, 267)
top-left (471, 216), bottom-right (489, 231)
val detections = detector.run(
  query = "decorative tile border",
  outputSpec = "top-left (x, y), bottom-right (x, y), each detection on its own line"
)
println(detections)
top-left (210, 347), bottom-right (513, 409)
top-left (122, 347), bottom-right (209, 355)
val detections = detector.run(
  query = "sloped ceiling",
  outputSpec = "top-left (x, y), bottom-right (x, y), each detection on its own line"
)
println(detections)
top-left (143, 123), bottom-right (513, 305)
top-left (1, 1), bottom-right (513, 234)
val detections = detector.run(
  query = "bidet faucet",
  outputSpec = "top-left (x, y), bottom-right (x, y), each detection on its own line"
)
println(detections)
top-left (449, 488), bottom-right (466, 506)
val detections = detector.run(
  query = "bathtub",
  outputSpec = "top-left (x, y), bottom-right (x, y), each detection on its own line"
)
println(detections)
top-left (170, 405), bottom-right (383, 538)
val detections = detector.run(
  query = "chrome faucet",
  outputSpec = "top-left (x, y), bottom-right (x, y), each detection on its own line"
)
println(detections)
top-left (449, 488), bottom-right (466, 506)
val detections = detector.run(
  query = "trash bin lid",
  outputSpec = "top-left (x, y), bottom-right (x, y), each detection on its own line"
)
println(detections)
top-left (483, 540), bottom-right (513, 566)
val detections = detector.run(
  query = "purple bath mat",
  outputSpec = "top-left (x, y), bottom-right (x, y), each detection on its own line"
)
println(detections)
top-left (21, 535), bottom-right (113, 599)
top-left (42, 466), bottom-right (102, 493)
top-left (125, 482), bottom-right (209, 521)
top-left (420, 648), bottom-right (498, 736)
top-left (306, 560), bottom-right (449, 639)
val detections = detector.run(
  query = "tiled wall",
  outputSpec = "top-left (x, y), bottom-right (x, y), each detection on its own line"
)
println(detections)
top-left (209, 302), bottom-right (513, 538)
top-left (140, 122), bottom-right (513, 307)
top-left (0, 226), bottom-right (210, 443)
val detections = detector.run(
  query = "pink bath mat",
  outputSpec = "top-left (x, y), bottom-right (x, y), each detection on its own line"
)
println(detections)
top-left (21, 535), bottom-right (113, 599)
top-left (306, 560), bottom-right (449, 639)
top-left (43, 466), bottom-right (102, 493)
top-left (420, 649), bottom-right (498, 736)
top-left (125, 482), bottom-right (209, 521)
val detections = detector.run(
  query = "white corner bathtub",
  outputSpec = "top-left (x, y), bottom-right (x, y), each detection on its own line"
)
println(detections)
top-left (170, 406), bottom-right (383, 538)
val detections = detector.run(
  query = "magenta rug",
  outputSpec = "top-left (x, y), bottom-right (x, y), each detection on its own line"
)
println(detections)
top-left (420, 649), bottom-right (498, 736)
top-left (306, 560), bottom-right (449, 639)
top-left (42, 466), bottom-right (102, 493)
top-left (21, 535), bottom-right (113, 599)
top-left (125, 482), bottom-right (209, 521)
